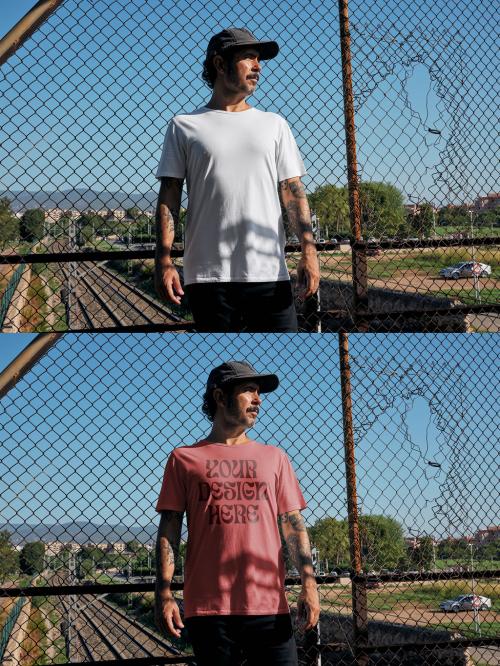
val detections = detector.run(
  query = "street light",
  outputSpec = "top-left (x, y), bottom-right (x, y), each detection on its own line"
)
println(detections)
top-left (469, 209), bottom-right (481, 303)
top-left (468, 543), bottom-right (481, 636)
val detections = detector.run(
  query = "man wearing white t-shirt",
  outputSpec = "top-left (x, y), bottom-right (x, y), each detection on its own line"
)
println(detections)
top-left (154, 27), bottom-right (319, 332)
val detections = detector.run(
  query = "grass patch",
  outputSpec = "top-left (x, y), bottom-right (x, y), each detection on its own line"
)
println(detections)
top-left (367, 248), bottom-right (499, 280)
top-left (436, 559), bottom-right (500, 571)
top-left (431, 620), bottom-right (500, 639)
top-left (366, 580), bottom-right (499, 612)
top-left (433, 287), bottom-right (500, 305)
top-left (19, 275), bottom-right (48, 332)
top-left (20, 606), bottom-right (48, 665)
top-left (434, 226), bottom-right (500, 238)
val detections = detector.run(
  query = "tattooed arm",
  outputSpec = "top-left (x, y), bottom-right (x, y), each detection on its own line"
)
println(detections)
top-left (279, 177), bottom-right (320, 298)
top-left (155, 176), bottom-right (185, 304)
top-left (279, 509), bottom-right (320, 631)
top-left (155, 509), bottom-right (185, 638)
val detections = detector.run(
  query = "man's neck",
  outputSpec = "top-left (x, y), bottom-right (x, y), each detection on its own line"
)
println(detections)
top-left (206, 424), bottom-right (250, 446)
top-left (206, 90), bottom-right (251, 113)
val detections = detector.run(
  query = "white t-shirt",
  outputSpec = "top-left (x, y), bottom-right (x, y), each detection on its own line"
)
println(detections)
top-left (156, 107), bottom-right (306, 285)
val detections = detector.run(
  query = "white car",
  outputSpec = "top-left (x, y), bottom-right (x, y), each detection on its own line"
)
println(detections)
top-left (439, 261), bottom-right (492, 279)
top-left (440, 594), bottom-right (491, 612)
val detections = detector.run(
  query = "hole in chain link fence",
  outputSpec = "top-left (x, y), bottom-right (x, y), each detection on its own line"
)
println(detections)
top-left (0, 0), bottom-right (497, 332)
top-left (0, 332), bottom-right (498, 664)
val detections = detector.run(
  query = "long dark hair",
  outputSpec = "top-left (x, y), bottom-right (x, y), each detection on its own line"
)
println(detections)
top-left (202, 50), bottom-right (236, 89)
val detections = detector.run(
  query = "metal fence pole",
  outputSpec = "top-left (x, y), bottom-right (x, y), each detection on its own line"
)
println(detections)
top-left (337, 0), bottom-right (369, 332)
top-left (338, 332), bottom-right (369, 665)
top-left (0, 0), bottom-right (65, 67)
top-left (0, 332), bottom-right (63, 400)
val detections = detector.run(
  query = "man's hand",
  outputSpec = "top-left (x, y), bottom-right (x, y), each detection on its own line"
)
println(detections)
top-left (155, 590), bottom-right (184, 638)
top-left (297, 250), bottom-right (320, 300)
top-left (297, 581), bottom-right (320, 632)
top-left (155, 261), bottom-right (184, 305)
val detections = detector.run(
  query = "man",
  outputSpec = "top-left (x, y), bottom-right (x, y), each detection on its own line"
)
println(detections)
top-left (155, 360), bottom-right (320, 665)
top-left (155, 27), bottom-right (320, 332)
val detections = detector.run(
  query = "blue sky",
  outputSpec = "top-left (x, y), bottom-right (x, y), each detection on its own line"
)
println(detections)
top-left (0, 0), bottom-right (497, 208)
top-left (0, 332), bottom-right (497, 541)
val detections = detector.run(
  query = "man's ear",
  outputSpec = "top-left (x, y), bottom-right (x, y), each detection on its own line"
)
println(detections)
top-left (213, 387), bottom-right (225, 408)
top-left (213, 54), bottom-right (225, 77)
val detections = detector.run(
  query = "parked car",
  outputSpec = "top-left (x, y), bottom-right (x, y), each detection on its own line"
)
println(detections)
top-left (439, 261), bottom-right (492, 279)
top-left (440, 595), bottom-right (492, 612)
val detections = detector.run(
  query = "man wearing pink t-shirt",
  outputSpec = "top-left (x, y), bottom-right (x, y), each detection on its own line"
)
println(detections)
top-left (155, 360), bottom-right (320, 665)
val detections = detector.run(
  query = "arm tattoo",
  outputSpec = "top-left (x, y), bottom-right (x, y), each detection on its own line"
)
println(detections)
top-left (156, 510), bottom-right (183, 575)
top-left (279, 511), bottom-right (307, 531)
top-left (285, 201), bottom-right (314, 236)
top-left (279, 179), bottom-right (307, 199)
top-left (285, 533), bottom-right (314, 570)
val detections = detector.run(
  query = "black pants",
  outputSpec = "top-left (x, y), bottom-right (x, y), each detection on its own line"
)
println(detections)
top-left (185, 281), bottom-right (298, 333)
top-left (185, 614), bottom-right (298, 666)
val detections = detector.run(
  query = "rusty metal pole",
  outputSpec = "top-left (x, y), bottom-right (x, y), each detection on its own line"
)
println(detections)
top-left (0, 332), bottom-right (63, 400)
top-left (0, 0), bottom-right (65, 67)
top-left (338, 332), bottom-right (368, 665)
top-left (337, 0), bottom-right (369, 331)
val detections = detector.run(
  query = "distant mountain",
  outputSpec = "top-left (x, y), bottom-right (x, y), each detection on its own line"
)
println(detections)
top-left (1, 521), bottom-right (158, 545)
top-left (0, 189), bottom-right (159, 213)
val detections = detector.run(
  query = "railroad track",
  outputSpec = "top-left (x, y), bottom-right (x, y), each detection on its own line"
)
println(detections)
top-left (61, 595), bottom-right (184, 662)
top-left (58, 261), bottom-right (184, 329)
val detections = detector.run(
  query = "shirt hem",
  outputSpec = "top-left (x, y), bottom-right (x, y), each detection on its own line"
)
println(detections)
top-left (184, 275), bottom-right (290, 286)
top-left (185, 609), bottom-right (291, 619)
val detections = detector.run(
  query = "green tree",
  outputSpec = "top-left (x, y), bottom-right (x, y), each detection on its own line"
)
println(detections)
top-left (78, 558), bottom-right (95, 579)
top-left (410, 536), bottom-right (434, 571)
top-left (20, 208), bottom-right (45, 242)
top-left (309, 517), bottom-right (350, 567)
top-left (126, 207), bottom-right (141, 221)
top-left (359, 515), bottom-right (406, 569)
top-left (308, 184), bottom-right (350, 238)
top-left (0, 198), bottom-right (20, 244)
top-left (410, 203), bottom-right (434, 238)
top-left (0, 531), bottom-right (19, 582)
top-left (126, 539), bottom-right (142, 554)
top-left (20, 541), bottom-right (45, 575)
top-left (359, 182), bottom-right (407, 238)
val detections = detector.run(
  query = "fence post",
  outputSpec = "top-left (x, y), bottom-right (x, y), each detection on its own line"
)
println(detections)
top-left (0, 0), bottom-right (65, 66)
top-left (0, 332), bottom-right (63, 400)
top-left (338, 332), bottom-right (368, 664)
top-left (337, 0), bottom-right (369, 332)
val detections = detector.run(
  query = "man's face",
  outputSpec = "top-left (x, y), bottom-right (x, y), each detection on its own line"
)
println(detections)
top-left (222, 381), bottom-right (262, 428)
top-left (221, 48), bottom-right (262, 95)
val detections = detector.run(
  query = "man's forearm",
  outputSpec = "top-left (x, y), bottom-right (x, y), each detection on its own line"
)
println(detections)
top-left (156, 205), bottom-right (177, 262)
top-left (279, 511), bottom-right (316, 584)
top-left (156, 510), bottom-right (183, 592)
top-left (280, 180), bottom-right (316, 253)
top-left (155, 177), bottom-right (183, 263)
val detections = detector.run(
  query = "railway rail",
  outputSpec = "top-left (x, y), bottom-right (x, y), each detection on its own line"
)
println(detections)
top-left (60, 594), bottom-right (184, 662)
top-left (57, 261), bottom-right (184, 329)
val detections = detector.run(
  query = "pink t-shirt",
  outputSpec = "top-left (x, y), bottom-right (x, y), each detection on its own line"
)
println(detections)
top-left (156, 440), bottom-right (306, 618)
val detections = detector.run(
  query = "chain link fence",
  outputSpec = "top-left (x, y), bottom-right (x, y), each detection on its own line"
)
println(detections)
top-left (0, 332), bottom-right (498, 664)
top-left (0, 0), bottom-right (498, 332)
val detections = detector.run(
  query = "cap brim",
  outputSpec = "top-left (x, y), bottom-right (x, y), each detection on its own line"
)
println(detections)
top-left (223, 373), bottom-right (279, 393)
top-left (224, 40), bottom-right (279, 60)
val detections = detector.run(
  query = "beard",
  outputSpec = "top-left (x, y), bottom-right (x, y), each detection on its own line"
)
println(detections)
top-left (225, 393), bottom-right (258, 427)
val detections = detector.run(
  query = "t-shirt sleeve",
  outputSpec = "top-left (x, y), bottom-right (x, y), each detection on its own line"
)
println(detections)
top-left (276, 119), bottom-right (307, 182)
top-left (155, 118), bottom-right (186, 180)
top-left (276, 451), bottom-right (307, 514)
top-left (156, 450), bottom-right (186, 512)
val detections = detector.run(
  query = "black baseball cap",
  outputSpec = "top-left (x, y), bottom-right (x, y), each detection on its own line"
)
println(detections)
top-left (207, 360), bottom-right (279, 393)
top-left (206, 27), bottom-right (279, 61)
